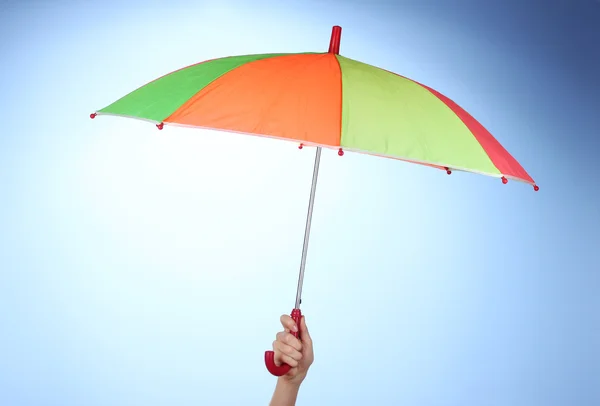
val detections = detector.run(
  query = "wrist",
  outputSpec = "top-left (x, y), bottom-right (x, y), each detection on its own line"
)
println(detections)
top-left (270, 377), bottom-right (302, 406)
top-left (277, 376), bottom-right (303, 389)
top-left (285, 368), bottom-right (309, 385)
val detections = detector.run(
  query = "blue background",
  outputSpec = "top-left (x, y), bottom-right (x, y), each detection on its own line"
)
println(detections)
top-left (1, 0), bottom-right (598, 404)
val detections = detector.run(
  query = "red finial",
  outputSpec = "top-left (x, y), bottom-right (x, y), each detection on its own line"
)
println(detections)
top-left (90, 113), bottom-right (97, 119)
top-left (445, 167), bottom-right (452, 175)
top-left (534, 185), bottom-right (539, 192)
top-left (338, 148), bottom-right (344, 156)
top-left (502, 176), bottom-right (508, 184)
top-left (328, 26), bottom-right (342, 54)
top-left (298, 143), bottom-right (303, 149)
top-left (156, 122), bottom-right (164, 130)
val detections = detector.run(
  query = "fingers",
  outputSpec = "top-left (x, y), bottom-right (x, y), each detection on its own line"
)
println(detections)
top-left (272, 331), bottom-right (303, 367)
top-left (280, 314), bottom-right (298, 333)
top-left (274, 351), bottom-right (299, 368)
top-left (280, 314), bottom-right (311, 346)
top-left (276, 331), bottom-right (302, 351)
top-left (273, 340), bottom-right (302, 367)
top-left (274, 314), bottom-right (312, 370)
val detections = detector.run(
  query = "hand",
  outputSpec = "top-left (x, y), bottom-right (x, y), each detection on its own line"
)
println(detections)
top-left (272, 314), bottom-right (314, 386)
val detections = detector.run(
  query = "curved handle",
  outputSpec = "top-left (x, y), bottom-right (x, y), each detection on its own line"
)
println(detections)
top-left (264, 308), bottom-right (302, 376)
top-left (264, 349), bottom-right (292, 376)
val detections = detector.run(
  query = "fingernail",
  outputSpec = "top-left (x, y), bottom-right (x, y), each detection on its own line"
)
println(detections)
top-left (292, 324), bottom-right (298, 332)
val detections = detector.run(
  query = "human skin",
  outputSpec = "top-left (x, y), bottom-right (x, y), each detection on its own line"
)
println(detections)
top-left (269, 315), bottom-right (314, 406)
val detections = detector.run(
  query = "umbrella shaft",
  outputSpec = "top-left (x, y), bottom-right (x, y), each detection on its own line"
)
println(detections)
top-left (295, 146), bottom-right (322, 309)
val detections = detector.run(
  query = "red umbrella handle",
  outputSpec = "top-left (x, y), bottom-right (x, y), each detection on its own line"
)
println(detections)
top-left (264, 308), bottom-right (303, 376)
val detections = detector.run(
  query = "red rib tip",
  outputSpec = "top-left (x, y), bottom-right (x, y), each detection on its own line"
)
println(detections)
top-left (534, 185), bottom-right (539, 191)
top-left (338, 148), bottom-right (344, 156)
top-left (445, 167), bottom-right (452, 175)
top-left (156, 123), bottom-right (164, 130)
top-left (298, 143), bottom-right (303, 149)
top-left (90, 113), bottom-right (97, 119)
top-left (501, 177), bottom-right (508, 184)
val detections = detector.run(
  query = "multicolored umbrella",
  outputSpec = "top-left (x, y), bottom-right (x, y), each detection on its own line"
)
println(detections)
top-left (91, 25), bottom-right (538, 376)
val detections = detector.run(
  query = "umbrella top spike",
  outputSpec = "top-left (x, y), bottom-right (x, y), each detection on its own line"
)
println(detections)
top-left (328, 26), bottom-right (342, 54)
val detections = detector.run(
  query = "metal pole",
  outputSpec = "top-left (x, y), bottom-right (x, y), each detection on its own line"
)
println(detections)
top-left (294, 146), bottom-right (322, 309)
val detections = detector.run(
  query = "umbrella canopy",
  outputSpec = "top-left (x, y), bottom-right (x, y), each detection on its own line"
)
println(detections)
top-left (91, 25), bottom-right (539, 378)
top-left (91, 28), bottom-right (537, 189)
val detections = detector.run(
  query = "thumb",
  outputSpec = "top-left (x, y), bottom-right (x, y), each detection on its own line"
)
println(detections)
top-left (299, 316), bottom-right (312, 345)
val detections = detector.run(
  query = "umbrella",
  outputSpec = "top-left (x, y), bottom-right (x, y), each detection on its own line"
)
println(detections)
top-left (90, 25), bottom-right (538, 377)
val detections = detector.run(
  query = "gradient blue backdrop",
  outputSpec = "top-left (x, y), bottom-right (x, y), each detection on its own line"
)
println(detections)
top-left (1, 0), bottom-right (598, 405)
